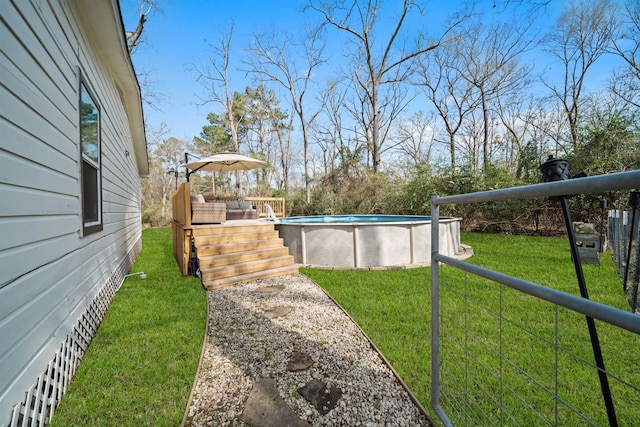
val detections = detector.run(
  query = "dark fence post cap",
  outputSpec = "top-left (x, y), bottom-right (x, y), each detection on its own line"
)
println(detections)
top-left (539, 155), bottom-right (571, 183)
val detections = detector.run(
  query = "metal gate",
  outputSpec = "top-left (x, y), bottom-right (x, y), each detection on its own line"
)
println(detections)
top-left (430, 170), bottom-right (640, 426)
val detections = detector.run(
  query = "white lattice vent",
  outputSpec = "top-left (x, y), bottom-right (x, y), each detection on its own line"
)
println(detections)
top-left (8, 241), bottom-right (141, 426)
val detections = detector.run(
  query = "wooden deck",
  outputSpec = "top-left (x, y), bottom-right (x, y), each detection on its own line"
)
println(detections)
top-left (172, 183), bottom-right (297, 289)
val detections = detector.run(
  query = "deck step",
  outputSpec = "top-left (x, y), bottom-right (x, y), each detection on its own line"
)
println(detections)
top-left (198, 246), bottom-right (291, 268)
top-left (192, 222), bottom-right (275, 236)
top-left (194, 230), bottom-right (280, 246)
top-left (203, 265), bottom-right (300, 290)
top-left (196, 238), bottom-right (286, 257)
top-left (192, 220), bottom-right (297, 289)
top-left (200, 256), bottom-right (296, 282)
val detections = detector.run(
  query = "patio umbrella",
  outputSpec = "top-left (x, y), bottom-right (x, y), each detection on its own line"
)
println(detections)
top-left (183, 152), bottom-right (267, 181)
top-left (184, 152), bottom-right (267, 196)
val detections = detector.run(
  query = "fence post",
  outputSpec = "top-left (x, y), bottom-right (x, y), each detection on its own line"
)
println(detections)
top-left (430, 196), bottom-right (453, 426)
top-left (626, 190), bottom-right (640, 312)
top-left (606, 207), bottom-right (640, 312)
top-left (599, 198), bottom-right (607, 252)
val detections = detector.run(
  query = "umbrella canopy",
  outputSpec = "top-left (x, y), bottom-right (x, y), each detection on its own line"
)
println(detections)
top-left (184, 153), bottom-right (267, 181)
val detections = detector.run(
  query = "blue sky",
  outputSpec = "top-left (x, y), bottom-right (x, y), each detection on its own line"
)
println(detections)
top-left (121, 1), bottom-right (330, 142)
top-left (120, 1), bottom-right (616, 146)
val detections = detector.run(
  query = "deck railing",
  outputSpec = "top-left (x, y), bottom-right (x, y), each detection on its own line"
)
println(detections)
top-left (172, 182), bottom-right (192, 275)
top-left (204, 195), bottom-right (286, 217)
top-left (430, 170), bottom-right (640, 426)
top-left (172, 181), bottom-right (191, 227)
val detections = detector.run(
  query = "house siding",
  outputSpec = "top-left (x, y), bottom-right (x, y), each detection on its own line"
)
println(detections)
top-left (0, 0), bottom-right (146, 424)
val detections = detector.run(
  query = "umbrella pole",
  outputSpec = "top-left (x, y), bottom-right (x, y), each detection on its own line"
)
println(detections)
top-left (185, 153), bottom-right (190, 182)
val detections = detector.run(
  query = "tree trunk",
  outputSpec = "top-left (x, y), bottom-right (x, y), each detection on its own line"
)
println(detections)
top-left (301, 116), bottom-right (311, 203)
top-left (482, 92), bottom-right (490, 171)
top-left (372, 96), bottom-right (381, 172)
top-left (126, 13), bottom-right (146, 54)
top-left (449, 134), bottom-right (456, 175)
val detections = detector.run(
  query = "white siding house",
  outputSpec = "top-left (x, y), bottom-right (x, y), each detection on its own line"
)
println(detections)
top-left (0, 0), bottom-right (148, 424)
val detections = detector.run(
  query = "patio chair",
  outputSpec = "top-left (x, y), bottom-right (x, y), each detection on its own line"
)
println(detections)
top-left (191, 194), bottom-right (226, 224)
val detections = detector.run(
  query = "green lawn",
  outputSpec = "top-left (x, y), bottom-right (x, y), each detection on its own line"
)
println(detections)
top-left (50, 229), bottom-right (638, 426)
top-left (50, 228), bottom-right (207, 427)
top-left (303, 232), bottom-right (639, 426)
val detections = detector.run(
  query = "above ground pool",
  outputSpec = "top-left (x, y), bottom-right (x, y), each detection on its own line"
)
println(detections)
top-left (275, 215), bottom-right (462, 269)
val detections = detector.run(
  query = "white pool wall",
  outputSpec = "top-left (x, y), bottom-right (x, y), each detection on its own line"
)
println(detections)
top-left (275, 216), bottom-right (461, 268)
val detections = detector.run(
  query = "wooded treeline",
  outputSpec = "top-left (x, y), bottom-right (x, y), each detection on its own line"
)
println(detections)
top-left (138, 0), bottom-right (639, 234)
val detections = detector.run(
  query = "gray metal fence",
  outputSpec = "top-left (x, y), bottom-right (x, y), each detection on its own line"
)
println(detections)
top-left (431, 170), bottom-right (640, 426)
top-left (608, 209), bottom-right (640, 313)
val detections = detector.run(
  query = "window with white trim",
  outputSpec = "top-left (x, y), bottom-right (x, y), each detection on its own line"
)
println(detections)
top-left (79, 74), bottom-right (102, 235)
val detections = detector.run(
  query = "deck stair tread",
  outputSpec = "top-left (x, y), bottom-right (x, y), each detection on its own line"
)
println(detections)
top-left (198, 246), bottom-right (291, 268)
top-left (194, 230), bottom-right (280, 246)
top-left (192, 221), bottom-right (298, 289)
top-left (196, 238), bottom-right (286, 256)
top-left (200, 255), bottom-right (296, 281)
top-left (192, 223), bottom-right (275, 236)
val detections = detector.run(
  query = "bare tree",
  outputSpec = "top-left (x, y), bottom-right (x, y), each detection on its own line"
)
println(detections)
top-left (390, 111), bottom-right (440, 168)
top-left (306, 0), bottom-right (457, 172)
top-left (140, 124), bottom-right (187, 224)
top-left (458, 110), bottom-right (485, 173)
top-left (343, 68), bottom-right (413, 169)
top-left (193, 24), bottom-right (248, 194)
top-left (196, 24), bottom-right (243, 153)
top-left (528, 98), bottom-right (572, 157)
top-left (312, 80), bottom-right (348, 175)
top-left (269, 103), bottom-right (295, 193)
top-left (247, 26), bottom-right (325, 203)
top-left (542, 0), bottom-right (618, 149)
top-left (125, 0), bottom-right (160, 54)
top-left (494, 94), bottom-right (539, 173)
top-left (244, 85), bottom-right (291, 194)
top-left (124, 1), bottom-right (166, 113)
top-left (414, 41), bottom-right (478, 174)
top-left (456, 14), bottom-right (536, 172)
top-left (155, 136), bottom-right (186, 217)
top-left (609, 1), bottom-right (640, 108)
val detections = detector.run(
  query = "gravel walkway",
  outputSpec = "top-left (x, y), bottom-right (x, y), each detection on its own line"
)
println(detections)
top-left (183, 273), bottom-right (433, 426)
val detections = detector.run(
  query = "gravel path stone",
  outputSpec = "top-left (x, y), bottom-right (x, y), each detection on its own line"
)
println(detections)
top-left (184, 274), bottom-right (432, 426)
